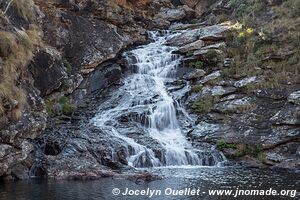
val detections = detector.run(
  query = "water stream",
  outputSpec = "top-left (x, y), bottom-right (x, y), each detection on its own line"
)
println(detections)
top-left (91, 31), bottom-right (224, 167)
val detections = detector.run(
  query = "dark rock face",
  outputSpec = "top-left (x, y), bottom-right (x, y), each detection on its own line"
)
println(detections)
top-left (60, 13), bottom-right (129, 74)
top-left (78, 64), bottom-right (122, 95)
top-left (29, 49), bottom-right (67, 96)
top-left (0, 82), bottom-right (47, 179)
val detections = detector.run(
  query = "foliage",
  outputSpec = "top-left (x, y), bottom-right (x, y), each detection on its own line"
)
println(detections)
top-left (189, 60), bottom-right (204, 69)
top-left (216, 140), bottom-right (237, 150)
top-left (191, 85), bottom-right (203, 93)
top-left (205, 49), bottom-right (219, 60)
top-left (229, 0), bottom-right (266, 18)
top-left (217, 140), bottom-right (266, 161)
top-left (63, 59), bottom-right (72, 75)
top-left (0, 26), bottom-right (41, 123)
top-left (191, 96), bottom-right (219, 114)
top-left (59, 96), bottom-right (75, 115)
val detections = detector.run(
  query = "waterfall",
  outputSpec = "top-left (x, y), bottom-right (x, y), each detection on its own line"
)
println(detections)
top-left (91, 31), bottom-right (225, 167)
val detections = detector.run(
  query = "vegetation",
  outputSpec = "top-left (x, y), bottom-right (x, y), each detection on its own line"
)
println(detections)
top-left (0, 25), bottom-right (41, 121)
top-left (216, 140), bottom-right (266, 161)
top-left (222, 0), bottom-right (300, 90)
top-left (191, 96), bottom-right (219, 114)
top-left (204, 49), bottom-right (219, 60)
top-left (46, 96), bottom-right (75, 116)
top-left (59, 96), bottom-right (75, 115)
top-left (189, 60), bottom-right (204, 69)
top-left (63, 59), bottom-right (72, 76)
top-left (12, 0), bottom-right (35, 21)
top-left (191, 85), bottom-right (203, 93)
top-left (216, 140), bottom-right (237, 150)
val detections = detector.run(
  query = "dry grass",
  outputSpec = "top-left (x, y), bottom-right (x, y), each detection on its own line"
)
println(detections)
top-left (0, 25), bottom-right (42, 120)
top-left (12, 0), bottom-right (35, 21)
top-left (222, 1), bottom-right (300, 88)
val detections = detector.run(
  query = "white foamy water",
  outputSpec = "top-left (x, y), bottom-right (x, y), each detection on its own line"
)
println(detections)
top-left (91, 31), bottom-right (225, 167)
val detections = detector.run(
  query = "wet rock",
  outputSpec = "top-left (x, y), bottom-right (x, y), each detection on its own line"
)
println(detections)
top-left (165, 29), bottom-right (199, 46)
top-left (165, 24), bottom-right (231, 46)
top-left (288, 90), bottom-right (300, 105)
top-left (197, 71), bottom-right (221, 84)
top-left (214, 97), bottom-right (255, 113)
top-left (183, 69), bottom-right (206, 80)
top-left (188, 122), bottom-right (224, 139)
top-left (78, 63), bottom-right (122, 95)
top-left (177, 40), bottom-right (205, 53)
top-left (201, 42), bottom-right (226, 50)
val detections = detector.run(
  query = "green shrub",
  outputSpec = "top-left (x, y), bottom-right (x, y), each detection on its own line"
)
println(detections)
top-left (63, 59), bottom-right (72, 75)
top-left (229, 0), bottom-right (265, 18)
top-left (191, 96), bottom-right (218, 114)
top-left (189, 60), bottom-right (204, 69)
top-left (235, 144), bottom-right (262, 158)
top-left (216, 140), bottom-right (237, 150)
top-left (205, 49), bottom-right (219, 60)
top-left (191, 85), bottom-right (203, 93)
top-left (59, 96), bottom-right (75, 115)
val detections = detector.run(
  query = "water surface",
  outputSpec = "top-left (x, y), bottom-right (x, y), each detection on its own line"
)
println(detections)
top-left (1, 167), bottom-right (299, 200)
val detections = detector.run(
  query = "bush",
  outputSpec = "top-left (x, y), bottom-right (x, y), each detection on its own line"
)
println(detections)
top-left (229, 0), bottom-right (266, 18)
top-left (59, 96), bottom-right (75, 115)
top-left (189, 60), bottom-right (204, 69)
top-left (191, 96), bottom-right (218, 114)
top-left (235, 144), bottom-right (262, 158)
top-left (216, 140), bottom-right (237, 150)
top-left (205, 49), bottom-right (219, 60)
top-left (191, 85), bottom-right (203, 93)
top-left (63, 59), bottom-right (72, 75)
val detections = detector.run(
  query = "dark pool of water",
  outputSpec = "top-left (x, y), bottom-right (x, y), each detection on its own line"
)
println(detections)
top-left (0, 167), bottom-right (299, 200)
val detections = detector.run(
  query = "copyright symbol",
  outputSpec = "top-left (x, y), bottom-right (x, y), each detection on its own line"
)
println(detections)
top-left (112, 188), bottom-right (120, 195)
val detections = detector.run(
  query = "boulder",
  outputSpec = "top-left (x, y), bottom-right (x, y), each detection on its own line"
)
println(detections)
top-left (214, 97), bottom-right (255, 113)
top-left (180, 0), bottom-right (209, 17)
top-left (177, 40), bottom-right (205, 53)
top-left (234, 76), bottom-right (259, 88)
top-left (183, 69), bottom-right (206, 80)
top-left (197, 71), bottom-right (221, 84)
top-left (201, 42), bottom-right (226, 50)
top-left (29, 49), bottom-right (67, 97)
top-left (193, 49), bottom-right (223, 56)
top-left (154, 7), bottom-right (186, 22)
top-left (78, 63), bottom-right (122, 95)
top-left (201, 86), bottom-right (236, 96)
top-left (165, 29), bottom-right (199, 46)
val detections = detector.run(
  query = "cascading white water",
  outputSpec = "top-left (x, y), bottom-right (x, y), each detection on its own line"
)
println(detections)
top-left (91, 31), bottom-right (225, 167)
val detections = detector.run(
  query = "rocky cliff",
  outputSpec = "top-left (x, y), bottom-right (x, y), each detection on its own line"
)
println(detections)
top-left (0, 0), bottom-right (299, 180)
top-left (0, 0), bottom-right (199, 180)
